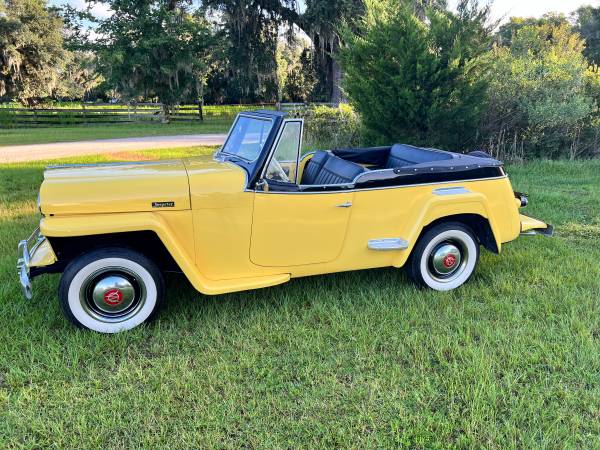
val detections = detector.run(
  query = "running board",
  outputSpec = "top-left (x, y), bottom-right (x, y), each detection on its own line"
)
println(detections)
top-left (368, 238), bottom-right (409, 251)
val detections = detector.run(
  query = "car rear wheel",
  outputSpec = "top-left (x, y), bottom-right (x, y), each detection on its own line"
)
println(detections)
top-left (58, 248), bottom-right (164, 333)
top-left (407, 222), bottom-right (479, 291)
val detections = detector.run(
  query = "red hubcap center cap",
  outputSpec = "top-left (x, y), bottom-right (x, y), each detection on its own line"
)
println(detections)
top-left (103, 289), bottom-right (123, 306)
top-left (443, 254), bottom-right (457, 268)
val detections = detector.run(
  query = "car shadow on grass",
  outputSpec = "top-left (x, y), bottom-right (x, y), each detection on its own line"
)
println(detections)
top-left (161, 267), bottom-right (413, 318)
top-left (152, 242), bottom-right (540, 334)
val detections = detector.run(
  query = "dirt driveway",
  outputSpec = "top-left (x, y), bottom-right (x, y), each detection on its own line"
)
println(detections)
top-left (0, 134), bottom-right (227, 163)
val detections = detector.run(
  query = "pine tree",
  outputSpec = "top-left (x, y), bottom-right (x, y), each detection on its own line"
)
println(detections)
top-left (338, 0), bottom-right (491, 150)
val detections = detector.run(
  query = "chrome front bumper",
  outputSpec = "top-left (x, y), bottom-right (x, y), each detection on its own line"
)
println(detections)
top-left (17, 228), bottom-right (45, 300)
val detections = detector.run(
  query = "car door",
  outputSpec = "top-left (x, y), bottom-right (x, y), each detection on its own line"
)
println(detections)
top-left (250, 119), bottom-right (354, 267)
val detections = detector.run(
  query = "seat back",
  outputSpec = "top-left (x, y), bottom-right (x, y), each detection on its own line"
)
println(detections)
top-left (301, 151), bottom-right (330, 184)
top-left (386, 144), bottom-right (452, 168)
top-left (313, 154), bottom-right (366, 185)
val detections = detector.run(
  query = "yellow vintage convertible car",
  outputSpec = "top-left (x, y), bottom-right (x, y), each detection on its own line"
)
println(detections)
top-left (17, 111), bottom-right (552, 333)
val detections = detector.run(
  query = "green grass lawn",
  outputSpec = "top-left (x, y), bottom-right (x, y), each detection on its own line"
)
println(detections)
top-left (0, 120), bottom-right (231, 147)
top-left (0, 153), bottom-right (599, 448)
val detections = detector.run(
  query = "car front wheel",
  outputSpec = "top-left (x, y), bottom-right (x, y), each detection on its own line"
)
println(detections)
top-left (58, 248), bottom-right (164, 333)
top-left (407, 222), bottom-right (480, 291)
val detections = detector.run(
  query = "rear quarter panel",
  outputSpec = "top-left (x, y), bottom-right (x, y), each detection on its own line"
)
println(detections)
top-left (287, 176), bottom-right (520, 277)
top-left (352, 177), bottom-right (520, 268)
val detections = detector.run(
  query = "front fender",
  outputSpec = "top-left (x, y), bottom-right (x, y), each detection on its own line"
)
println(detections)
top-left (40, 212), bottom-right (289, 295)
top-left (40, 211), bottom-right (207, 288)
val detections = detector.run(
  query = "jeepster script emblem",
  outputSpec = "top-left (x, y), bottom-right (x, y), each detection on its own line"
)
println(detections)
top-left (152, 201), bottom-right (175, 208)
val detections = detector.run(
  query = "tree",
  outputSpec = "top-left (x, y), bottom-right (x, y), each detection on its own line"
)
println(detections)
top-left (300, 0), bottom-right (364, 103)
top-left (275, 40), bottom-right (317, 102)
top-left (94, 0), bottom-right (215, 117)
top-left (484, 22), bottom-right (595, 159)
top-left (495, 13), bottom-right (570, 47)
top-left (301, 0), bottom-right (446, 103)
top-left (573, 5), bottom-right (600, 65)
top-left (285, 47), bottom-right (318, 102)
top-left (202, 0), bottom-right (300, 103)
top-left (201, 0), bottom-right (367, 103)
top-left (201, 0), bottom-right (449, 104)
top-left (55, 51), bottom-right (103, 101)
top-left (0, 0), bottom-right (65, 104)
top-left (338, 0), bottom-right (492, 150)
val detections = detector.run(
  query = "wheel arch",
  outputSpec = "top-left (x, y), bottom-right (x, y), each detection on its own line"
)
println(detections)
top-left (38, 212), bottom-right (205, 291)
top-left (393, 194), bottom-right (503, 269)
top-left (419, 214), bottom-right (499, 254)
top-left (393, 211), bottom-right (500, 269)
top-left (46, 230), bottom-right (181, 274)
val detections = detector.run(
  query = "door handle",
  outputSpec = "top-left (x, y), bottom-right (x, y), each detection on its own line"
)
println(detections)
top-left (336, 201), bottom-right (352, 208)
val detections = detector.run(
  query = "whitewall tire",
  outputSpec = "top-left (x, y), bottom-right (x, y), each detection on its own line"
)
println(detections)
top-left (58, 248), bottom-right (164, 333)
top-left (407, 222), bottom-right (480, 291)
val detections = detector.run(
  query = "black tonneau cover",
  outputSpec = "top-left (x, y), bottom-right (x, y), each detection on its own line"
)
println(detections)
top-left (296, 144), bottom-right (504, 192)
top-left (332, 145), bottom-right (502, 170)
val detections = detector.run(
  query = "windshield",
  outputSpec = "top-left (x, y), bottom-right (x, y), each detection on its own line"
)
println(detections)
top-left (220, 115), bottom-right (274, 161)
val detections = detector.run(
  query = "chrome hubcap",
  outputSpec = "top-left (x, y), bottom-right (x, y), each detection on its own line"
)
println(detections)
top-left (427, 240), bottom-right (468, 282)
top-left (80, 267), bottom-right (146, 323)
top-left (91, 275), bottom-right (135, 313)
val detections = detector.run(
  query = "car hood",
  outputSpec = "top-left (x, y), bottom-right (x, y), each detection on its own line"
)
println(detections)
top-left (39, 155), bottom-right (248, 215)
top-left (40, 159), bottom-right (193, 215)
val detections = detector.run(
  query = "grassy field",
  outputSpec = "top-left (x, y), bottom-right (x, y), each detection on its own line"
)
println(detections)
top-left (0, 120), bottom-right (232, 147)
top-left (0, 152), bottom-right (599, 448)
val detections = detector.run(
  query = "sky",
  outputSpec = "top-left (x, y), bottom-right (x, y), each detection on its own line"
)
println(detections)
top-left (449, 0), bottom-right (600, 23)
top-left (51, 0), bottom-right (600, 22)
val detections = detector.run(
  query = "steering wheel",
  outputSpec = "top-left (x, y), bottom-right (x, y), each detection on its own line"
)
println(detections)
top-left (266, 158), bottom-right (290, 182)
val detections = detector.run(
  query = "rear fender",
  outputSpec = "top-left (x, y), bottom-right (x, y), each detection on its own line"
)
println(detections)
top-left (393, 193), bottom-right (502, 267)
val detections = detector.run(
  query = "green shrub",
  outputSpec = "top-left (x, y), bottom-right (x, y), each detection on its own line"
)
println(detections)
top-left (0, 106), bottom-right (16, 128)
top-left (289, 104), bottom-right (362, 150)
top-left (337, 0), bottom-right (491, 151)
top-left (482, 22), bottom-right (598, 160)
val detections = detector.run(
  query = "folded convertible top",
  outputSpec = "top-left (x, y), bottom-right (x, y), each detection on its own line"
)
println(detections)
top-left (332, 144), bottom-right (502, 170)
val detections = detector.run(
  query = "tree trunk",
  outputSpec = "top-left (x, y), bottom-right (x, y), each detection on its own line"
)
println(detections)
top-left (161, 103), bottom-right (170, 123)
top-left (319, 37), bottom-right (343, 105)
top-left (330, 57), bottom-right (343, 105)
top-left (197, 80), bottom-right (204, 122)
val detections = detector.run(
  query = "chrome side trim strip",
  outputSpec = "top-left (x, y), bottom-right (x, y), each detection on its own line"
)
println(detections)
top-left (433, 187), bottom-right (470, 196)
top-left (46, 160), bottom-right (179, 170)
top-left (368, 238), bottom-right (409, 251)
top-left (247, 175), bottom-right (507, 195)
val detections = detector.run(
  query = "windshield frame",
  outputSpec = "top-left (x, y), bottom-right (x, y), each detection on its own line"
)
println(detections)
top-left (259, 118), bottom-right (305, 185)
top-left (218, 113), bottom-right (275, 163)
top-left (213, 110), bottom-right (287, 190)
